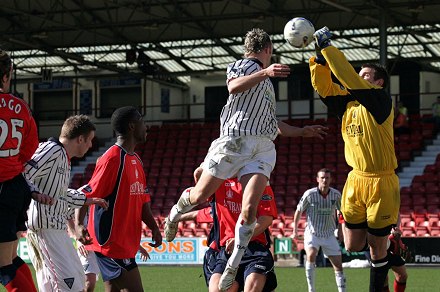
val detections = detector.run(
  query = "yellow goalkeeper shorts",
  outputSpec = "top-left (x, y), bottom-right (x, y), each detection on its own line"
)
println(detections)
top-left (341, 169), bottom-right (400, 229)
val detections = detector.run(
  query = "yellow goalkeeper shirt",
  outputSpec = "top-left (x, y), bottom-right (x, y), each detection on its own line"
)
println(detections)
top-left (309, 46), bottom-right (397, 173)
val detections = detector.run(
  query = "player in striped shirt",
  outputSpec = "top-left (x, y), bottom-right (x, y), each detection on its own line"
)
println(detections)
top-left (293, 168), bottom-right (346, 292)
top-left (310, 27), bottom-right (399, 291)
top-left (0, 49), bottom-right (53, 292)
top-left (165, 28), bottom-right (327, 291)
top-left (24, 115), bottom-right (109, 292)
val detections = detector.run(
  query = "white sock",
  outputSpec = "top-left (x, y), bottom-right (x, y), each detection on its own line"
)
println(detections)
top-left (305, 261), bottom-right (316, 292)
top-left (227, 215), bottom-right (256, 268)
top-left (335, 271), bottom-right (346, 292)
top-left (169, 188), bottom-right (196, 222)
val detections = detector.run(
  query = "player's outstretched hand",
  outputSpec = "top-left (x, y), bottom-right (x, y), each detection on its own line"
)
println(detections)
top-left (139, 245), bottom-right (151, 261)
top-left (314, 26), bottom-right (332, 49)
top-left (31, 192), bottom-right (54, 205)
top-left (76, 225), bottom-right (93, 245)
top-left (85, 197), bottom-right (109, 210)
top-left (302, 125), bottom-right (328, 139)
top-left (148, 228), bottom-right (162, 248)
top-left (264, 64), bottom-right (290, 78)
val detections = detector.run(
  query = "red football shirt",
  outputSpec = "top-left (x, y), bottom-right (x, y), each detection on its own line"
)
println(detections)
top-left (81, 144), bottom-right (150, 259)
top-left (215, 179), bottom-right (277, 246)
top-left (0, 93), bottom-right (39, 182)
top-left (196, 207), bottom-right (213, 224)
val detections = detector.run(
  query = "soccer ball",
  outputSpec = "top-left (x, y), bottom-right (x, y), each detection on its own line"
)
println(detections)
top-left (283, 17), bottom-right (315, 48)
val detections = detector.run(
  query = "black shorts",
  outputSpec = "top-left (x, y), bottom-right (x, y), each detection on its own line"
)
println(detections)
top-left (0, 174), bottom-right (31, 243)
top-left (214, 242), bottom-right (277, 292)
top-left (95, 252), bottom-right (138, 282)
top-left (203, 248), bottom-right (219, 287)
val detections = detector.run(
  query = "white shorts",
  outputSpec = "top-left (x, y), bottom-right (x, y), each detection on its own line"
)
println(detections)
top-left (304, 231), bottom-right (341, 257)
top-left (78, 249), bottom-right (100, 277)
top-left (27, 229), bottom-right (85, 292)
top-left (202, 135), bottom-right (276, 180)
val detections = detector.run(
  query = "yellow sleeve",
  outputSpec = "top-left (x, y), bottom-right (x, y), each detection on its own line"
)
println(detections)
top-left (321, 46), bottom-right (380, 90)
top-left (309, 56), bottom-right (349, 98)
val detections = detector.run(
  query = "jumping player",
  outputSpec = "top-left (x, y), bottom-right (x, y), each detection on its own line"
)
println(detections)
top-left (165, 28), bottom-right (327, 291)
top-left (310, 27), bottom-right (400, 291)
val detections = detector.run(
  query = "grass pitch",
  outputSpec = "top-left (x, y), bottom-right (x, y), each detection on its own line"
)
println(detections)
top-left (1, 265), bottom-right (439, 291)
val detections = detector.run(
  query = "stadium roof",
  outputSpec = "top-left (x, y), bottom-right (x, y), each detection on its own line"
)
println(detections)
top-left (2, 0), bottom-right (440, 85)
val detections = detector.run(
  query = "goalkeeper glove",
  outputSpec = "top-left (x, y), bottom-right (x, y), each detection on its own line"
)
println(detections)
top-left (314, 26), bottom-right (332, 49)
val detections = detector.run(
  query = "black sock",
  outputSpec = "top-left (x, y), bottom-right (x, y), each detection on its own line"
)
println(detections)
top-left (370, 255), bottom-right (390, 292)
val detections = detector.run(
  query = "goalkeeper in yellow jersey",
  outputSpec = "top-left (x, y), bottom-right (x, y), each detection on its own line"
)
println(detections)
top-left (309, 27), bottom-right (400, 292)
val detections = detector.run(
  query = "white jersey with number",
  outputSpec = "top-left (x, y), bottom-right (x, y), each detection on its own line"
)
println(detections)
top-left (221, 58), bottom-right (278, 140)
top-left (297, 187), bottom-right (341, 238)
top-left (24, 138), bottom-right (86, 231)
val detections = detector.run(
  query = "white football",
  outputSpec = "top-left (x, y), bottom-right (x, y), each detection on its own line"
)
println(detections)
top-left (283, 17), bottom-right (315, 48)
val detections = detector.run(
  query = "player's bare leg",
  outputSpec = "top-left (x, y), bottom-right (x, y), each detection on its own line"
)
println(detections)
top-left (209, 273), bottom-right (239, 292)
top-left (166, 172), bottom-right (223, 241)
top-left (244, 273), bottom-right (266, 292)
top-left (342, 226), bottom-right (367, 252)
top-left (327, 255), bottom-right (346, 292)
top-left (219, 173), bottom-right (267, 291)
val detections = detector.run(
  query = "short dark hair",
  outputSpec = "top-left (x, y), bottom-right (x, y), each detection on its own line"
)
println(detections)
top-left (111, 106), bottom-right (141, 136)
top-left (361, 63), bottom-right (389, 89)
top-left (0, 49), bottom-right (12, 90)
top-left (60, 115), bottom-right (96, 139)
top-left (316, 168), bottom-right (331, 177)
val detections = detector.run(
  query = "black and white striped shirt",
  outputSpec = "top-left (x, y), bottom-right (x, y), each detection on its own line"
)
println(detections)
top-left (220, 58), bottom-right (278, 140)
top-left (297, 187), bottom-right (342, 238)
top-left (25, 138), bottom-right (86, 231)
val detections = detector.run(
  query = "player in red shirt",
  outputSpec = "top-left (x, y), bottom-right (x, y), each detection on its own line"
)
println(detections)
top-left (0, 49), bottom-right (53, 292)
top-left (210, 178), bottom-right (278, 292)
top-left (75, 106), bottom-right (162, 291)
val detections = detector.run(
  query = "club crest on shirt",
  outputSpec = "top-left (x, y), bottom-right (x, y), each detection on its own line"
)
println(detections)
top-left (57, 167), bottom-right (65, 174)
top-left (226, 189), bottom-right (234, 199)
top-left (135, 168), bottom-right (139, 179)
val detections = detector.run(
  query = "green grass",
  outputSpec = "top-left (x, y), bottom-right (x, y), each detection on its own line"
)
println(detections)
top-left (2, 265), bottom-right (440, 291)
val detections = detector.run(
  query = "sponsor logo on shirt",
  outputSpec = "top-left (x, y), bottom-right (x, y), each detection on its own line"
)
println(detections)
top-left (130, 181), bottom-right (145, 195)
top-left (345, 124), bottom-right (363, 137)
top-left (224, 200), bottom-right (241, 214)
